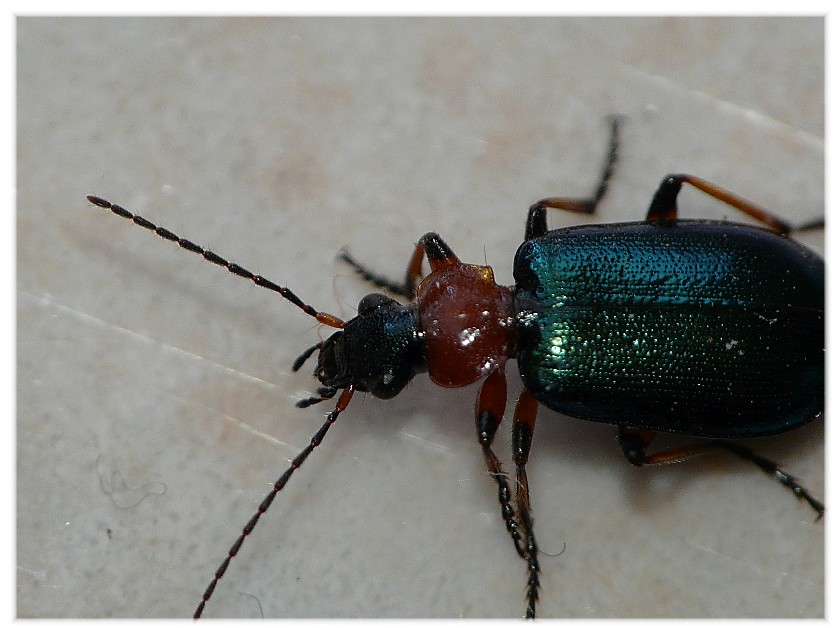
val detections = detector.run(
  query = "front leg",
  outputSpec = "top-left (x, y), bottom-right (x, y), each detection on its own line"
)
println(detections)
top-left (339, 232), bottom-right (458, 300)
top-left (474, 368), bottom-right (526, 561)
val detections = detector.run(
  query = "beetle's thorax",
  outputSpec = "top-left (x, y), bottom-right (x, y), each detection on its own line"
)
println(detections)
top-left (416, 262), bottom-right (516, 388)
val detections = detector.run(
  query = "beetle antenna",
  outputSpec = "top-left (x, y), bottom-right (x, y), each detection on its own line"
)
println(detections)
top-left (86, 196), bottom-right (345, 329)
top-left (194, 385), bottom-right (356, 618)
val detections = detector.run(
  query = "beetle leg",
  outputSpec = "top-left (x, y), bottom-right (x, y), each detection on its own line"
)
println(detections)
top-left (338, 242), bottom-right (422, 300)
top-left (710, 440), bottom-right (824, 519)
top-left (339, 233), bottom-right (459, 299)
top-left (475, 372), bottom-right (542, 618)
top-left (512, 389), bottom-right (541, 619)
top-left (525, 116), bottom-right (621, 240)
top-left (645, 174), bottom-right (795, 234)
top-left (616, 427), bottom-right (659, 464)
top-left (618, 427), bottom-right (824, 518)
top-left (295, 387), bottom-right (338, 409)
top-left (474, 368), bottom-right (527, 561)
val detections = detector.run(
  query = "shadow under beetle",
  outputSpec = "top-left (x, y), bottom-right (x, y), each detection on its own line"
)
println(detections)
top-left (87, 118), bottom-right (824, 618)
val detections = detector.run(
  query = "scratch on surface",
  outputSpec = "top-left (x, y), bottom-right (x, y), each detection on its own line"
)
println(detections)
top-left (24, 290), bottom-right (282, 389)
top-left (692, 543), bottom-right (820, 589)
top-left (619, 64), bottom-right (823, 150)
top-left (28, 291), bottom-right (302, 454)
top-left (397, 431), bottom-right (456, 457)
top-left (17, 565), bottom-right (47, 580)
top-left (171, 394), bottom-right (296, 451)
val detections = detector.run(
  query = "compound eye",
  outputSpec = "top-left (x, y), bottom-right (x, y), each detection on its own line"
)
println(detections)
top-left (357, 293), bottom-right (395, 315)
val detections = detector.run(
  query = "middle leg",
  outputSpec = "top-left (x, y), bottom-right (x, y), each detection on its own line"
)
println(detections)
top-left (511, 389), bottom-right (542, 619)
top-left (525, 116), bottom-right (622, 240)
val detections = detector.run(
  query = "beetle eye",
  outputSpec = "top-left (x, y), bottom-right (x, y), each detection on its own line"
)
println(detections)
top-left (357, 292), bottom-right (395, 315)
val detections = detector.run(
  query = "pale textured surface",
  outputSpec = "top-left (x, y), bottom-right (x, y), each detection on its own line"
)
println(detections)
top-left (18, 17), bottom-right (824, 618)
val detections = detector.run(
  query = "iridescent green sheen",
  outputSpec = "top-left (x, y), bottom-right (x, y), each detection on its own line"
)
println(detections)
top-left (513, 221), bottom-right (824, 437)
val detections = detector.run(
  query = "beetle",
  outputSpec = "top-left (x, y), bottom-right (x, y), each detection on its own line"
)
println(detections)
top-left (86, 118), bottom-right (823, 618)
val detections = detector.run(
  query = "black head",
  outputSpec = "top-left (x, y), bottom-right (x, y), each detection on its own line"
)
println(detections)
top-left (314, 293), bottom-right (426, 399)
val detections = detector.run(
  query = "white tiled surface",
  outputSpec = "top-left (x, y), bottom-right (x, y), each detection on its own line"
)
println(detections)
top-left (17, 17), bottom-right (824, 618)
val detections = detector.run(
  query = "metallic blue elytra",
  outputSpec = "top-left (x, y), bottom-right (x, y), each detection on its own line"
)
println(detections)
top-left (513, 220), bottom-right (824, 438)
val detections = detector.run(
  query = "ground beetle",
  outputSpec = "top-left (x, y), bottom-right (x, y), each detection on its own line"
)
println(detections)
top-left (87, 118), bottom-right (824, 618)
